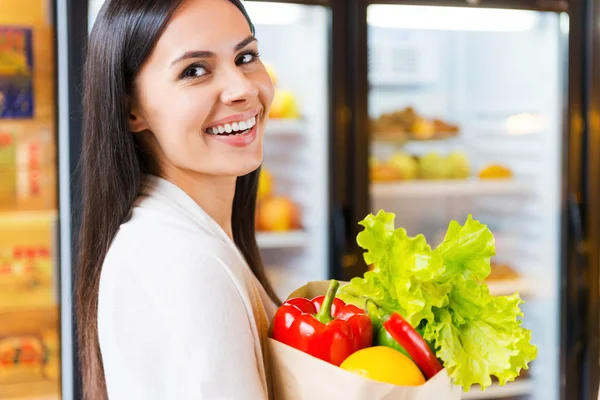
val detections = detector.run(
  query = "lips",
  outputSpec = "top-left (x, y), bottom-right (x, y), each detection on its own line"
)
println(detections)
top-left (207, 115), bottom-right (259, 147)
top-left (204, 108), bottom-right (261, 135)
top-left (205, 115), bottom-right (257, 136)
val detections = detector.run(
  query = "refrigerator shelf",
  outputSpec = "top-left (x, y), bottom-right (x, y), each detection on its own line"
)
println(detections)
top-left (461, 379), bottom-right (534, 399)
top-left (371, 180), bottom-right (528, 199)
top-left (1, 381), bottom-right (60, 400)
top-left (0, 210), bottom-right (58, 223)
top-left (265, 118), bottom-right (306, 136)
top-left (486, 278), bottom-right (536, 297)
top-left (257, 230), bottom-right (309, 249)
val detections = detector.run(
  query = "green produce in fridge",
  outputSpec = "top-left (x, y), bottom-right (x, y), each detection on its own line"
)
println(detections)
top-left (419, 152), bottom-right (448, 180)
top-left (446, 151), bottom-right (470, 179)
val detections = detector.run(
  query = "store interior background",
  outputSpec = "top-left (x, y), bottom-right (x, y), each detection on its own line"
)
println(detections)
top-left (0, 1), bottom-right (595, 400)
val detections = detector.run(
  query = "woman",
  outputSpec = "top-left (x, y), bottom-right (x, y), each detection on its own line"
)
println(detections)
top-left (76, 0), bottom-right (281, 399)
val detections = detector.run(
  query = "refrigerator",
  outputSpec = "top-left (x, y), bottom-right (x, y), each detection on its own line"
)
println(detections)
top-left (3, 0), bottom-right (600, 399)
top-left (0, 1), bottom-right (63, 399)
top-left (334, 1), bottom-right (600, 400)
top-left (0, 0), bottom-right (86, 399)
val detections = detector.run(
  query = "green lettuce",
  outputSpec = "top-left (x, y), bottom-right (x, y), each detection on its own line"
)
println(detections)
top-left (337, 211), bottom-right (537, 391)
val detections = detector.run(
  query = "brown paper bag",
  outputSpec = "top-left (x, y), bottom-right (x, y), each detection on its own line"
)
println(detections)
top-left (268, 281), bottom-right (462, 400)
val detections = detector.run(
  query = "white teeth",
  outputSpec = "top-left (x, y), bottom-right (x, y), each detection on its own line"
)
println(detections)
top-left (207, 115), bottom-right (258, 135)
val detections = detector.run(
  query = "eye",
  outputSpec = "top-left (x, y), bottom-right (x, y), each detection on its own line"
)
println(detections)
top-left (181, 64), bottom-right (208, 79)
top-left (236, 51), bottom-right (260, 66)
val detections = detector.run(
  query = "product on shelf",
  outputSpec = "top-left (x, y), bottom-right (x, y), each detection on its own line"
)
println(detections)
top-left (487, 262), bottom-right (521, 281)
top-left (370, 164), bottom-right (402, 182)
top-left (387, 153), bottom-right (419, 180)
top-left (0, 331), bottom-right (59, 387)
top-left (418, 152), bottom-right (449, 180)
top-left (479, 164), bottom-right (513, 180)
top-left (269, 89), bottom-right (301, 119)
top-left (0, 122), bottom-right (57, 211)
top-left (263, 61), bottom-right (301, 120)
top-left (256, 195), bottom-right (302, 232)
top-left (257, 167), bottom-right (273, 203)
top-left (369, 151), bottom-right (472, 182)
top-left (0, 214), bottom-right (57, 311)
top-left (263, 61), bottom-right (278, 87)
top-left (370, 106), bottom-right (460, 142)
top-left (446, 151), bottom-right (470, 180)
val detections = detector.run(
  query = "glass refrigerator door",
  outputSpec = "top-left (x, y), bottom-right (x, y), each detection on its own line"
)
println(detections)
top-left (242, 1), bottom-right (331, 300)
top-left (0, 1), bottom-right (61, 399)
top-left (366, 5), bottom-right (566, 400)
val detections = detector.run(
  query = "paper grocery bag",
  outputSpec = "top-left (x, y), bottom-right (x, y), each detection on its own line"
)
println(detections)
top-left (267, 281), bottom-right (462, 400)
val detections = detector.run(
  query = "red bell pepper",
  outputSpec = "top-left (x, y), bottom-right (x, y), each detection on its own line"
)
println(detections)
top-left (382, 312), bottom-right (443, 379)
top-left (271, 280), bottom-right (373, 366)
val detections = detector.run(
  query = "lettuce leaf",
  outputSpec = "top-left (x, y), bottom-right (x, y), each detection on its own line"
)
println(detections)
top-left (337, 210), bottom-right (537, 391)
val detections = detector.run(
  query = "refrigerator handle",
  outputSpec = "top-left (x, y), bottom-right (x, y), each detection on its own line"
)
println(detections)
top-left (332, 204), bottom-right (347, 271)
top-left (568, 192), bottom-right (584, 257)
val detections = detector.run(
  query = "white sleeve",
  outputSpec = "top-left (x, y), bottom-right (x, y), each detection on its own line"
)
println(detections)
top-left (99, 250), bottom-right (268, 400)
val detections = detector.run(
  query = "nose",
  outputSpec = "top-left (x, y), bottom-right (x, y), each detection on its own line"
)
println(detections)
top-left (219, 66), bottom-right (259, 106)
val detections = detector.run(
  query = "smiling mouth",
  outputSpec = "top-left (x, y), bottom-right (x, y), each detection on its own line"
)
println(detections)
top-left (204, 114), bottom-right (258, 136)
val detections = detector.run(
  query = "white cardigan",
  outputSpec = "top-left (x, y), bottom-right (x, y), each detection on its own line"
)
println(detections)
top-left (98, 175), bottom-right (277, 399)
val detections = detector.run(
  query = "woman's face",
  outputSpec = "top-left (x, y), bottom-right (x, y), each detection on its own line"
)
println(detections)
top-left (129, 0), bottom-right (274, 178)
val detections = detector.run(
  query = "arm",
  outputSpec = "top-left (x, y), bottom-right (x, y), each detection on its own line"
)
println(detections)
top-left (99, 250), bottom-right (269, 400)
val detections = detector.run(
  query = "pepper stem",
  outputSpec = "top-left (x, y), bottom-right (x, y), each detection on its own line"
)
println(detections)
top-left (314, 279), bottom-right (340, 324)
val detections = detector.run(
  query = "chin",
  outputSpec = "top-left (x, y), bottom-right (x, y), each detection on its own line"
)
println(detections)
top-left (229, 155), bottom-right (264, 177)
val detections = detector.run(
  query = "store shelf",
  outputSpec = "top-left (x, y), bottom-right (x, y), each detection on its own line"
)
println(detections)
top-left (486, 278), bottom-right (535, 297)
top-left (265, 118), bottom-right (306, 136)
top-left (257, 231), bottom-right (309, 249)
top-left (1, 381), bottom-right (60, 400)
top-left (0, 210), bottom-right (57, 222)
top-left (371, 180), bottom-right (527, 199)
top-left (462, 379), bottom-right (534, 399)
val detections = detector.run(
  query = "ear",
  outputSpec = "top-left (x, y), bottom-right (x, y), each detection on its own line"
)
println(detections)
top-left (128, 103), bottom-right (149, 133)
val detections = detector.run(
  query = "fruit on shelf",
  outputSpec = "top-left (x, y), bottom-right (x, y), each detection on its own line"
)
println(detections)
top-left (387, 152), bottom-right (418, 180)
top-left (269, 89), bottom-right (300, 119)
top-left (370, 165), bottom-right (401, 182)
top-left (256, 196), bottom-right (302, 232)
top-left (488, 262), bottom-right (521, 281)
top-left (479, 164), bottom-right (513, 179)
top-left (370, 106), bottom-right (460, 141)
top-left (369, 151), bottom-right (475, 181)
top-left (410, 117), bottom-right (436, 140)
top-left (340, 346), bottom-right (426, 386)
top-left (419, 152), bottom-right (448, 180)
top-left (257, 167), bottom-right (273, 203)
top-left (433, 118), bottom-right (460, 134)
top-left (446, 151), bottom-right (470, 179)
top-left (263, 61), bottom-right (278, 87)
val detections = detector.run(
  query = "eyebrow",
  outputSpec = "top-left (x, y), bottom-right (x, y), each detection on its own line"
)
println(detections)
top-left (169, 35), bottom-right (257, 67)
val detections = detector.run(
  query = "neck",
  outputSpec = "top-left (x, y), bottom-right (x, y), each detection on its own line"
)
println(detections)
top-left (163, 170), bottom-right (236, 239)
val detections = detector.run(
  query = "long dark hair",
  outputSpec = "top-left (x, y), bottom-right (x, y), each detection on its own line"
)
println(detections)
top-left (76, 1), bottom-right (280, 398)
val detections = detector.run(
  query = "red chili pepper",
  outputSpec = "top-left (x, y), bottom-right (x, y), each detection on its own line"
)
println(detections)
top-left (382, 312), bottom-right (443, 379)
top-left (271, 280), bottom-right (373, 366)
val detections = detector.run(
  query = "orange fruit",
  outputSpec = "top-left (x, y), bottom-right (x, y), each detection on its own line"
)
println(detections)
top-left (256, 196), bottom-right (301, 232)
top-left (340, 346), bottom-right (426, 386)
top-left (479, 164), bottom-right (513, 179)
top-left (257, 168), bottom-right (273, 203)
